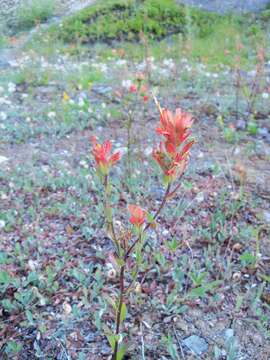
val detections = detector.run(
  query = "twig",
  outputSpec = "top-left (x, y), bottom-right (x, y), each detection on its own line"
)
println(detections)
top-left (140, 322), bottom-right (146, 360)
top-left (173, 325), bottom-right (185, 360)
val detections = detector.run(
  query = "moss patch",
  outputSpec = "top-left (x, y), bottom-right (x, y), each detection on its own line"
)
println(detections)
top-left (51, 0), bottom-right (223, 43)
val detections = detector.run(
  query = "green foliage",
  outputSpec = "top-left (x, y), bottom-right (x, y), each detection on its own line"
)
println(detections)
top-left (15, 0), bottom-right (55, 30)
top-left (51, 0), bottom-right (222, 44)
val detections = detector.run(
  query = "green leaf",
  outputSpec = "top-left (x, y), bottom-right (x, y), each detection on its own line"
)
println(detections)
top-left (115, 257), bottom-right (125, 267)
top-left (120, 302), bottom-right (127, 323)
top-left (103, 294), bottom-right (117, 311)
top-left (260, 274), bottom-right (270, 283)
top-left (25, 310), bottom-right (34, 325)
top-left (106, 334), bottom-right (120, 351)
top-left (0, 270), bottom-right (10, 284)
top-left (116, 344), bottom-right (127, 360)
top-left (239, 252), bottom-right (256, 266)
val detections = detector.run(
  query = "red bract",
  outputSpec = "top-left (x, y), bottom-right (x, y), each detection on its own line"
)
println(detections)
top-left (91, 136), bottom-right (120, 174)
top-left (129, 84), bottom-right (137, 93)
top-left (128, 205), bottom-right (146, 227)
top-left (153, 102), bottom-right (194, 181)
top-left (156, 108), bottom-right (193, 152)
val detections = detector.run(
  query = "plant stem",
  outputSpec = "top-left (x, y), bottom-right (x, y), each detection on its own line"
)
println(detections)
top-left (113, 264), bottom-right (125, 360)
top-left (124, 184), bottom-right (171, 260)
top-left (127, 113), bottom-right (132, 181)
top-left (104, 175), bottom-right (120, 254)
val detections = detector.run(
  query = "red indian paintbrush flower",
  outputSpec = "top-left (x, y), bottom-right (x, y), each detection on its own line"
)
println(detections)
top-left (153, 101), bottom-right (194, 181)
top-left (128, 205), bottom-right (147, 227)
top-left (91, 136), bottom-right (121, 174)
top-left (156, 107), bottom-right (193, 153)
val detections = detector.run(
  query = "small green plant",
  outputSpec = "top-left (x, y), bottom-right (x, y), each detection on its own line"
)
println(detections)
top-left (15, 0), bottom-right (55, 30)
top-left (247, 120), bottom-right (258, 135)
top-left (51, 0), bottom-right (221, 44)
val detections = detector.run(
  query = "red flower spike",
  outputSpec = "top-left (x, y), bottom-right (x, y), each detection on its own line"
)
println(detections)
top-left (156, 108), bottom-right (193, 150)
top-left (91, 137), bottom-right (121, 174)
top-left (143, 95), bottom-right (149, 103)
top-left (129, 84), bottom-right (137, 93)
top-left (153, 101), bottom-right (195, 181)
top-left (128, 205), bottom-right (146, 227)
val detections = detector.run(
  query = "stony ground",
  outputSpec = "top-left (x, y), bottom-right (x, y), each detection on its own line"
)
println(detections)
top-left (178, 0), bottom-right (270, 13)
top-left (0, 2), bottom-right (270, 360)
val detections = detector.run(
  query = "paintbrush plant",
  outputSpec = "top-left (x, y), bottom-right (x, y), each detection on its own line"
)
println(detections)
top-left (91, 99), bottom-right (195, 360)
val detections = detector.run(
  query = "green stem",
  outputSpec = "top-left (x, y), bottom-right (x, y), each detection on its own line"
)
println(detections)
top-left (127, 113), bottom-right (132, 181)
top-left (104, 175), bottom-right (120, 255)
top-left (124, 184), bottom-right (171, 261)
top-left (113, 265), bottom-right (125, 360)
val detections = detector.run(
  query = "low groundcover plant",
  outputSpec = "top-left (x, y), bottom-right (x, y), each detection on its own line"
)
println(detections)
top-left (91, 99), bottom-right (195, 360)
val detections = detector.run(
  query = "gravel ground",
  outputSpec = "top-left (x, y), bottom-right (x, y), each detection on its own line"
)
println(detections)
top-left (177, 0), bottom-right (270, 13)
top-left (0, 0), bottom-right (96, 26)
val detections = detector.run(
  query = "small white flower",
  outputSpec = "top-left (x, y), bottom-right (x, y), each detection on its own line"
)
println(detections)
top-left (88, 107), bottom-right (92, 114)
top-left (101, 102), bottom-right (106, 109)
top-left (78, 97), bottom-right (85, 107)
top-left (8, 82), bottom-right (16, 93)
top-left (79, 160), bottom-right (88, 168)
top-left (0, 155), bottom-right (8, 164)
top-left (116, 59), bottom-right (127, 66)
top-left (0, 112), bottom-right (7, 121)
top-left (122, 79), bottom-right (132, 89)
top-left (0, 220), bottom-right (6, 229)
top-left (48, 111), bottom-right (56, 119)
top-left (262, 92), bottom-right (269, 99)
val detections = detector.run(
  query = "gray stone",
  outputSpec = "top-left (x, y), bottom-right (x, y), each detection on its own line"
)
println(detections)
top-left (263, 211), bottom-right (270, 224)
top-left (235, 119), bottom-right (246, 131)
top-left (266, 134), bottom-right (270, 144)
top-left (224, 328), bottom-right (234, 340)
top-left (258, 127), bottom-right (269, 137)
top-left (92, 85), bottom-right (112, 95)
top-left (183, 335), bottom-right (208, 355)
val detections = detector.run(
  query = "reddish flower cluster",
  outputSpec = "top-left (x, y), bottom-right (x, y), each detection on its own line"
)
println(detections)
top-left (153, 105), bottom-right (194, 181)
top-left (91, 136), bottom-right (121, 174)
top-left (128, 205), bottom-right (147, 228)
top-left (129, 84), bottom-right (149, 103)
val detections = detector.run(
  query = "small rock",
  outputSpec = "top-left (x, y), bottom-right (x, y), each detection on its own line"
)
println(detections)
top-left (257, 127), bottom-right (269, 137)
top-left (183, 335), bottom-right (208, 355)
top-left (0, 156), bottom-right (8, 164)
top-left (266, 134), bottom-right (270, 144)
top-left (92, 85), bottom-right (112, 95)
top-left (236, 119), bottom-right (246, 130)
top-left (196, 192), bottom-right (204, 203)
top-left (144, 146), bottom-right (152, 156)
top-left (224, 328), bottom-right (234, 340)
top-left (263, 211), bottom-right (270, 224)
top-left (233, 147), bottom-right (241, 155)
top-left (197, 151), bottom-right (204, 158)
top-left (175, 318), bottom-right (189, 332)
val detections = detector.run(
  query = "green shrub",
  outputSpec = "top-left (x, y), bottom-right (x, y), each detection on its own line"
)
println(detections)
top-left (51, 0), bottom-right (222, 44)
top-left (15, 0), bottom-right (55, 30)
